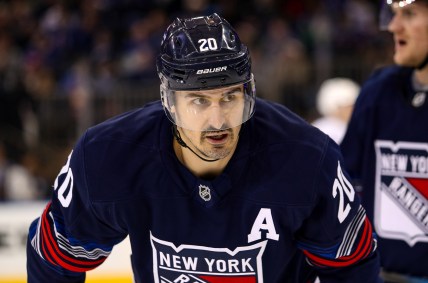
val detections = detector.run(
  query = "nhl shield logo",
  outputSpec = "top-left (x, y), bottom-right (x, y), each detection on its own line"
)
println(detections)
top-left (199, 184), bottom-right (211, 201)
top-left (374, 140), bottom-right (428, 246)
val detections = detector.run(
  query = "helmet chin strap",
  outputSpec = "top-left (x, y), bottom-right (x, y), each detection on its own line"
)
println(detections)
top-left (172, 126), bottom-right (220, 163)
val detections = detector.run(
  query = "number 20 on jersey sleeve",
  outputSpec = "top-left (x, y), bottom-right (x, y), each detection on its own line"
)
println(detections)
top-left (54, 151), bottom-right (74, 207)
top-left (332, 161), bottom-right (355, 223)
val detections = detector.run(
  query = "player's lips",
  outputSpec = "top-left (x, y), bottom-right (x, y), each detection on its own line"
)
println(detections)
top-left (394, 37), bottom-right (407, 51)
top-left (204, 131), bottom-right (230, 145)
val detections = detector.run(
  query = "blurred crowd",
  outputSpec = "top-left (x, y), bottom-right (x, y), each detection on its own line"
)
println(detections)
top-left (0, 0), bottom-right (393, 201)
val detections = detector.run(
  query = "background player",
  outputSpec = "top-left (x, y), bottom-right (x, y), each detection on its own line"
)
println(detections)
top-left (341, 0), bottom-right (428, 282)
top-left (27, 13), bottom-right (381, 282)
top-left (312, 77), bottom-right (360, 145)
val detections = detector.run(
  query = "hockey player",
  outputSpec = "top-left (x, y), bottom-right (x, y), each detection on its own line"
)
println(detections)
top-left (27, 14), bottom-right (381, 282)
top-left (341, 0), bottom-right (428, 282)
top-left (312, 78), bottom-right (360, 145)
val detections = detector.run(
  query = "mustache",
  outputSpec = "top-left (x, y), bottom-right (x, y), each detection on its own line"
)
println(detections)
top-left (201, 126), bottom-right (233, 137)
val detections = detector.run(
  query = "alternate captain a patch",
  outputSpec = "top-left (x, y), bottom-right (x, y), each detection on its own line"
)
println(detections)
top-left (374, 140), bottom-right (428, 246)
top-left (150, 233), bottom-right (266, 283)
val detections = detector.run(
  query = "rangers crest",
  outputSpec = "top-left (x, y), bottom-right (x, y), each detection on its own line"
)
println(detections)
top-left (374, 140), bottom-right (428, 246)
top-left (150, 233), bottom-right (267, 283)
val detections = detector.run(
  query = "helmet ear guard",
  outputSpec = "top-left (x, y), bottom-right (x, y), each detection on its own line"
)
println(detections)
top-left (160, 82), bottom-right (177, 123)
top-left (160, 82), bottom-right (171, 110)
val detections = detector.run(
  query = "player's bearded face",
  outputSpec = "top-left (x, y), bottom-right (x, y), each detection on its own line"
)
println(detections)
top-left (172, 85), bottom-right (245, 159)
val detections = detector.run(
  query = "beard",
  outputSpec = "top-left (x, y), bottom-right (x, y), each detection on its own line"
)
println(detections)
top-left (201, 128), bottom-right (236, 159)
top-left (181, 127), bottom-right (238, 160)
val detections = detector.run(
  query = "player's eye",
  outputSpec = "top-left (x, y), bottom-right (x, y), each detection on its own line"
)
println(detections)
top-left (402, 9), bottom-right (415, 18)
top-left (192, 97), bottom-right (210, 106)
top-left (222, 93), bottom-right (236, 102)
top-left (222, 88), bottom-right (243, 102)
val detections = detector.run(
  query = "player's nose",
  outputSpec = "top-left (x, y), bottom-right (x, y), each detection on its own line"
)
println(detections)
top-left (388, 13), bottom-right (403, 33)
top-left (207, 105), bottom-right (226, 130)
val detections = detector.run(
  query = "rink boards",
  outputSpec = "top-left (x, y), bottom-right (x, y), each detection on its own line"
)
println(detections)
top-left (0, 201), bottom-right (133, 283)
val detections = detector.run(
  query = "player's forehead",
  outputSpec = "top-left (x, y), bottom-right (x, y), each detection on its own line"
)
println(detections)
top-left (176, 84), bottom-right (244, 98)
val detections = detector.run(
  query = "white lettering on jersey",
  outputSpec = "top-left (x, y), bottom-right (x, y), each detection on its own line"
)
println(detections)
top-left (332, 161), bottom-right (355, 223)
top-left (173, 274), bottom-right (191, 282)
top-left (248, 208), bottom-right (280, 243)
top-left (204, 258), bottom-right (254, 272)
top-left (54, 151), bottom-right (74, 207)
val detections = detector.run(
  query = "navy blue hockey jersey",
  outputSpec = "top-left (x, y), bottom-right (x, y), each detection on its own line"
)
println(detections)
top-left (27, 98), bottom-right (380, 282)
top-left (341, 66), bottom-right (428, 278)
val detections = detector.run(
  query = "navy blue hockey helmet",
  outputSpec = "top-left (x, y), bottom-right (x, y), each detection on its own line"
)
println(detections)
top-left (157, 13), bottom-right (253, 90)
top-left (157, 13), bottom-right (256, 131)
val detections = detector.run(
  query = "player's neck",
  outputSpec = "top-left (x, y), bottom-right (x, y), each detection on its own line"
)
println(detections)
top-left (414, 67), bottom-right (428, 86)
top-left (173, 139), bottom-right (232, 179)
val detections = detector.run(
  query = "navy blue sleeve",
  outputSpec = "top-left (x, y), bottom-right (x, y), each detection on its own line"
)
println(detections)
top-left (26, 132), bottom-right (128, 282)
top-left (297, 138), bottom-right (381, 282)
top-left (340, 68), bottom-right (385, 193)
